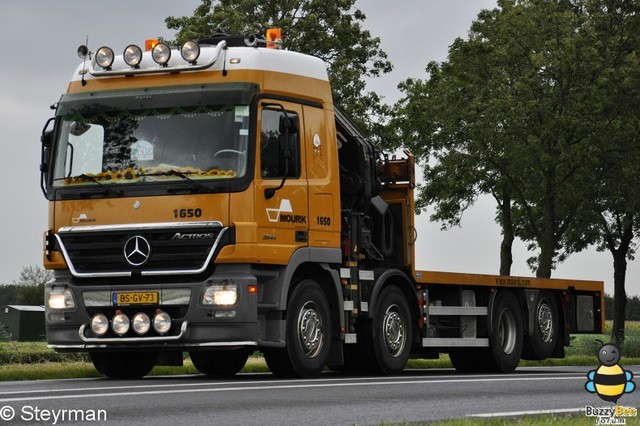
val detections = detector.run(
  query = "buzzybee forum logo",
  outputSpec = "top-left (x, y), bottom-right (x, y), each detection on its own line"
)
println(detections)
top-left (584, 341), bottom-right (637, 424)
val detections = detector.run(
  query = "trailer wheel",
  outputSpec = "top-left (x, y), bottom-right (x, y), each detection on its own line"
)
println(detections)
top-left (487, 291), bottom-right (523, 373)
top-left (263, 279), bottom-right (331, 378)
top-left (89, 351), bottom-right (158, 379)
top-left (523, 291), bottom-right (559, 360)
top-left (189, 349), bottom-right (250, 377)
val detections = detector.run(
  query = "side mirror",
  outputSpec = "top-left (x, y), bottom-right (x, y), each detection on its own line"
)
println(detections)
top-left (278, 114), bottom-right (299, 173)
top-left (40, 117), bottom-right (56, 197)
top-left (279, 114), bottom-right (299, 134)
top-left (262, 103), bottom-right (300, 199)
top-left (41, 130), bottom-right (53, 147)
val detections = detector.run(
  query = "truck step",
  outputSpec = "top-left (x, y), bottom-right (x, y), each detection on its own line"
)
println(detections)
top-left (421, 337), bottom-right (489, 348)
top-left (428, 306), bottom-right (487, 316)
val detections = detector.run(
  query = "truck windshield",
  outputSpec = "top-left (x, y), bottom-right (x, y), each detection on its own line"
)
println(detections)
top-left (52, 104), bottom-right (250, 187)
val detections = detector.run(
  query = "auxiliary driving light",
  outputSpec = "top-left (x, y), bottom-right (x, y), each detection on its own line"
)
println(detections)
top-left (123, 44), bottom-right (143, 68)
top-left (91, 314), bottom-right (109, 336)
top-left (132, 312), bottom-right (151, 335)
top-left (180, 41), bottom-right (200, 63)
top-left (95, 46), bottom-right (115, 70)
top-left (151, 43), bottom-right (171, 66)
top-left (153, 310), bottom-right (171, 335)
top-left (112, 311), bottom-right (130, 336)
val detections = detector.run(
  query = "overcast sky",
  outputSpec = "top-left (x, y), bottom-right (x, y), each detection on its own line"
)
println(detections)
top-left (0, 0), bottom-right (637, 296)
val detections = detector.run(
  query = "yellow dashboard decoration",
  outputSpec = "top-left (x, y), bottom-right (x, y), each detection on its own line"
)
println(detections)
top-left (64, 166), bottom-right (237, 185)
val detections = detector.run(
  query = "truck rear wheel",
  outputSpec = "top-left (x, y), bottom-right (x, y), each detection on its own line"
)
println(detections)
top-left (89, 351), bottom-right (158, 379)
top-left (189, 349), bottom-right (250, 377)
top-left (263, 279), bottom-right (331, 378)
top-left (356, 285), bottom-right (412, 375)
top-left (523, 291), bottom-right (559, 360)
top-left (486, 290), bottom-right (523, 373)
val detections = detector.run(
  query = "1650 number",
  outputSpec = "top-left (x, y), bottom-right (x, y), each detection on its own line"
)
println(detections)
top-left (316, 216), bottom-right (331, 226)
top-left (173, 208), bottom-right (203, 218)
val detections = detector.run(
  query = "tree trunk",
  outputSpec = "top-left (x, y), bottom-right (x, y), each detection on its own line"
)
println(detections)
top-left (499, 191), bottom-right (514, 276)
top-left (608, 214), bottom-right (634, 348)
top-left (536, 237), bottom-right (555, 278)
top-left (537, 171), bottom-right (556, 279)
top-left (611, 249), bottom-right (627, 347)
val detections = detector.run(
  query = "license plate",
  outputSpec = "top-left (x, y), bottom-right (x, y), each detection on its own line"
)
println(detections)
top-left (113, 291), bottom-right (158, 306)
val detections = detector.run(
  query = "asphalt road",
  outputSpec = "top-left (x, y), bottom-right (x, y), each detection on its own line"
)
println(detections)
top-left (0, 366), bottom-right (637, 425)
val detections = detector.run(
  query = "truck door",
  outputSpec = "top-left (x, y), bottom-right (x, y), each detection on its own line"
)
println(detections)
top-left (302, 105), bottom-right (339, 248)
top-left (255, 102), bottom-right (309, 263)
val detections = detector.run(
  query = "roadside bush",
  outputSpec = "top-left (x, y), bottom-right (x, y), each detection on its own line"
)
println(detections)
top-left (0, 342), bottom-right (88, 364)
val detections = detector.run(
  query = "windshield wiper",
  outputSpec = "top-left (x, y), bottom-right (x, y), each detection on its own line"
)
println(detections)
top-left (58, 173), bottom-right (124, 198)
top-left (145, 169), bottom-right (215, 194)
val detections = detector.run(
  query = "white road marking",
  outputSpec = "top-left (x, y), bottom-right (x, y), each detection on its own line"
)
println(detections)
top-left (0, 374), bottom-right (591, 403)
top-left (469, 407), bottom-right (585, 417)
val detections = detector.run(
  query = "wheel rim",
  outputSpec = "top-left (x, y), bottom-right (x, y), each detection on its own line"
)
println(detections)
top-left (497, 308), bottom-right (517, 355)
top-left (297, 301), bottom-right (324, 358)
top-left (536, 298), bottom-right (554, 343)
top-left (383, 304), bottom-right (406, 357)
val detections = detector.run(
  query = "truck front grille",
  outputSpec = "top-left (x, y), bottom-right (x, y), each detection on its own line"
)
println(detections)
top-left (55, 222), bottom-right (228, 278)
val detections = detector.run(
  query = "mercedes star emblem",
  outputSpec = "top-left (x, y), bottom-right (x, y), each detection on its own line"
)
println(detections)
top-left (123, 235), bottom-right (151, 266)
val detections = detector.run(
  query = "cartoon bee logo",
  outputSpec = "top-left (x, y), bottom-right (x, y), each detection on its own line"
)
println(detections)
top-left (585, 342), bottom-right (636, 403)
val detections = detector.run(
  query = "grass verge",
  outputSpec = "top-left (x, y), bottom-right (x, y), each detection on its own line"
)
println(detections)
top-left (427, 413), bottom-right (597, 426)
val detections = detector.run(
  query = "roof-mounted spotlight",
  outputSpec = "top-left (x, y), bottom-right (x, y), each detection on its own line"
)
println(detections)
top-left (151, 42), bottom-right (171, 67)
top-left (180, 41), bottom-right (200, 64)
top-left (123, 44), bottom-right (143, 68)
top-left (95, 46), bottom-right (115, 70)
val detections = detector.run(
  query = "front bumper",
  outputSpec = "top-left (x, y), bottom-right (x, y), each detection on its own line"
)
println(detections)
top-left (45, 268), bottom-right (258, 351)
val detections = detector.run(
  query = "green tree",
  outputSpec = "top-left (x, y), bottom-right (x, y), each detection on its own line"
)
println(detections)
top-left (560, 0), bottom-right (640, 346)
top-left (12, 265), bottom-right (52, 306)
top-left (392, 0), bottom-right (625, 278)
top-left (0, 285), bottom-right (17, 307)
top-left (165, 0), bottom-right (392, 139)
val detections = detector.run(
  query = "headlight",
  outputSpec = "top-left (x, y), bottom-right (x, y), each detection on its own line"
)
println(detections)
top-left (151, 43), bottom-right (171, 66)
top-left (202, 283), bottom-right (238, 306)
top-left (112, 311), bottom-right (130, 336)
top-left (95, 46), bottom-right (115, 69)
top-left (180, 41), bottom-right (200, 63)
top-left (47, 288), bottom-right (76, 310)
top-left (153, 310), bottom-right (172, 335)
top-left (123, 44), bottom-right (143, 68)
top-left (132, 312), bottom-right (151, 335)
top-left (91, 314), bottom-right (109, 336)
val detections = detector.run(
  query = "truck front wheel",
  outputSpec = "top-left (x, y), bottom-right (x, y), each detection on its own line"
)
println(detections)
top-left (263, 279), bottom-right (331, 378)
top-left (89, 351), bottom-right (158, 379)
top-left (189, 348), bottom-right (250, 377)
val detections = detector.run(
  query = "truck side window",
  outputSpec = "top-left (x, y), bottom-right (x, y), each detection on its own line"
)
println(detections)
top-left (260, 109), bottom-right (300, 179)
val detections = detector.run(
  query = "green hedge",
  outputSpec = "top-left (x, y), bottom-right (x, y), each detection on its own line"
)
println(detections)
top-left (0, 342), bottom-right (88, 364)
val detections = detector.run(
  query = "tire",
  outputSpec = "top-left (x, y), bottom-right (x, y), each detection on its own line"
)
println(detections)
top-left (486, 291), bottom-right (523, 373)
top-left (263, 279), bottom-right (332, 378)
top-left (358, 286), bottom-right (412, 375)
top-left (89, 351), bottom-right (158, 379)
top-left (189, 349), bottom-right (250, 377)
top-left (522, 291), bottom-right (559, 360)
